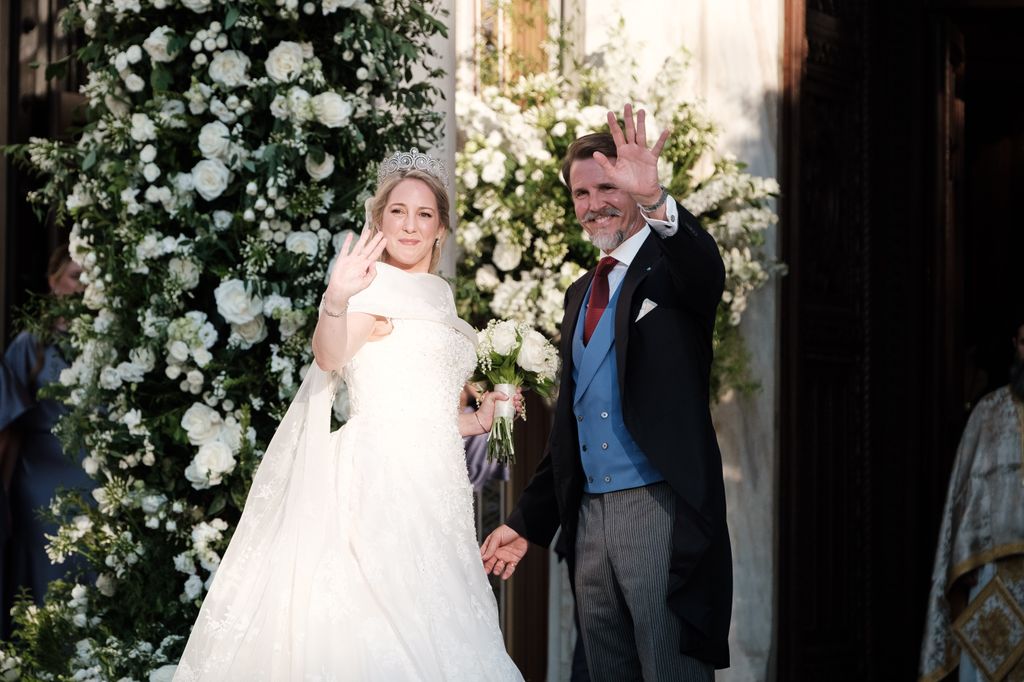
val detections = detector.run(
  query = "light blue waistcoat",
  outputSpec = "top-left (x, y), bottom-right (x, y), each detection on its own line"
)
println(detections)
top-left (573, 278), bottom-right (664, 494)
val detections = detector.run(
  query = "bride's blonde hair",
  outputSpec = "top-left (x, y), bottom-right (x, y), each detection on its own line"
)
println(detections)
top-left (366, 169), bottom-right (450, 273)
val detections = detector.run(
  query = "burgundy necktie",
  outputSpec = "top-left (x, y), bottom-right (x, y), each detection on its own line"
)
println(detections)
top-left (583, 256), bottom-right (619, 345)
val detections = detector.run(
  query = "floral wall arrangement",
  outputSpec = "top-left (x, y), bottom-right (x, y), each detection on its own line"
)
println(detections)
top-left (2, 0), bottom-right (446, 677)
top-left (455, 40), bottom-right (784, 399)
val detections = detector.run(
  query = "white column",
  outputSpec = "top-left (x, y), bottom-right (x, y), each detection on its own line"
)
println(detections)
top-left (431, 0), bottom-right (459, 277)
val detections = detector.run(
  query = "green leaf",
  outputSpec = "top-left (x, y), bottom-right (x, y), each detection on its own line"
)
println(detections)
top-left (308, 145), bottom-right (325, 165)
top-left (45, 58), bottom-right (69, 81)
top-left (81, 149), bottom-right (97, 171)
top-left (225, 6), bottom-right (240, 29)
top-left (151, 64), bottom-right (173, 92)
top-left (207, 494), bottom-right (227, 516)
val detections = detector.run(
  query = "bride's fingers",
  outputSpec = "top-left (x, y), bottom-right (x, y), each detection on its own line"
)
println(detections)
top-left (337, 233), bottom-right (354, 261)
top-left (367, 233), bottom-right (387, 261)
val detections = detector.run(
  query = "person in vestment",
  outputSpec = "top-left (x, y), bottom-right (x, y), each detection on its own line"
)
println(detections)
top-left (481, 105), bottom-right (732, 681)
top-left (2, 246), bottom-right (93, 628)
top-left (175, 152), bottom-right (523, 681)
top-left (919, 319), bottom-right (1024, 682)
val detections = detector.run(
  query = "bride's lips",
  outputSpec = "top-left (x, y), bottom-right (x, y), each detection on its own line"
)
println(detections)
top-left (398, 238), bottom-right (420, 245)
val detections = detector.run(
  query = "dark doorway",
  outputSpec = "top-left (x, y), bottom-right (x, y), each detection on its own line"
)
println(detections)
top-left (779, 1), bottom-right (1024, 680)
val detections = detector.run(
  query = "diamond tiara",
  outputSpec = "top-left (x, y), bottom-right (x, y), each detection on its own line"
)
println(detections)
top-left (376, 148), bottom-right (450, 188)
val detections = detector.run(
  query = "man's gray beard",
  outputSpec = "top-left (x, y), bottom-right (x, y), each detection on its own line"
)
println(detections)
top-left (591, 230), bottom-right (626, 252)
top-left (1010, 357), bottom-right (1024, 402)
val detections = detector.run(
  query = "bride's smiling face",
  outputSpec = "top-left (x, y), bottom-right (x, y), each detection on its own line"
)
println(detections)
top-left (380, 178), bottom-right (443, 273)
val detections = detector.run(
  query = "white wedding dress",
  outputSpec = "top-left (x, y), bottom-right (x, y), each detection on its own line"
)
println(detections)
top-left (175, 264), bottom-right (523, 681)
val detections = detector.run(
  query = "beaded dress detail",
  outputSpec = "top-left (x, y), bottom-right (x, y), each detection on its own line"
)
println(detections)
top-left (175, 264), bottom-right (522, 681)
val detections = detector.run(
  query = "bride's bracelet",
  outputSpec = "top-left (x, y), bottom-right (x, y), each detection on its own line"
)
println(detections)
top-left (474, 411), bottom-right (487, 435)
top-left (320, 293), bottom-right (347, 318)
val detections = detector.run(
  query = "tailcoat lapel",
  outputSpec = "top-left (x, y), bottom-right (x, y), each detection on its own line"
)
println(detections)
top-left (613, 235), bottom-right (659, 393)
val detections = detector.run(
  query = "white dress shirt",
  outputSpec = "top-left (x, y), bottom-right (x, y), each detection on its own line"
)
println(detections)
top-left (602, 196), bottom-right (680, 296)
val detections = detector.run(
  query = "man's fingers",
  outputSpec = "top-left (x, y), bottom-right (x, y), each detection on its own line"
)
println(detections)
top-left (607, 111), bottom-right (626, 147)
top-left (623, 103), bottom-right (636, 143)
top-left (636, 108), bottom-right (647, 148)
top-left (651, 128), bottom-right (671, 158)
top-left (592, 151), bottom-right (614, 173)
top-left (480, 532), bottom-right (498, 558)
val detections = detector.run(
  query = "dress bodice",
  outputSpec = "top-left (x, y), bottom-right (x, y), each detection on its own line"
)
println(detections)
top-left (341, 263), bottom-right (477, 433)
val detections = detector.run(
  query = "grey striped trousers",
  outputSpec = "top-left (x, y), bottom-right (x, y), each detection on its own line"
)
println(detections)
top-left (574, 482), bottom-right (713, 682)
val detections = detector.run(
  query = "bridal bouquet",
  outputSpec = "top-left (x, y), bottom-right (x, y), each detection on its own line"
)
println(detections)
top-left (475, 319), bottom-right (559, 464)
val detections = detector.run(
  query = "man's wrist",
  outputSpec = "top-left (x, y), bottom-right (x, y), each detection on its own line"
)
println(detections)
top-left (637, 185), bottom-right (668, 212)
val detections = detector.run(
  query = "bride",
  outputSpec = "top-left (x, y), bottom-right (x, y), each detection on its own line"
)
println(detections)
top-left (174, 151), bottom-right (524, 681)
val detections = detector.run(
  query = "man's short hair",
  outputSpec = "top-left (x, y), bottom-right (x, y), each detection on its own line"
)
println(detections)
top-left (561, 132), bottom-right (617, 188)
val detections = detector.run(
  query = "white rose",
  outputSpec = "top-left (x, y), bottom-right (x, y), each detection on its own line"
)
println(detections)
top-left (168, 257), bottom-right (200, 289)
top-left (304, 152), bottom-right (335, 181)
top-left (269, 95), bottom-right (290, 120)
top-left (185, 440), bottom-right (236, 488)
top-left (265, 41), bottom-right (304, 83)
top-left (231, 316), bottom-right (267, 348)
top-left (181, 403), bottom-right (223, 445)
top-left (490, 320), bottom-right (519, 355)
top-left (191, 158), bottom-right (231, 201)
top-left (208, 50), bottom-right (250, 88)
top-left (516, 330), bottom-right (550, 373)
top-left (139, 144), bottom-right (157, 163)
top-left (212, 210), bottom-right (233, 231)
top-left (115, 361), bottom-right (146, 383)
top-left (142, 163), bottom-right (161, 182)
top-left (492, 241), bottom-right (522, 271)
top-left (285, 231), bottom-right (319, 259)
top-left (130, 113), bottom-right (157, 142)
top-left (214, 279), bottom-right (263, 324)
top-left (181, 0), bottom-right (211, 13)
top-left (197, 121), bottom-right (231, 160)
top-left (143, 26), bottom-right (175, 62)
top-left (310, 92), bottom-right (352, 128)
top-left (475, 265), bottom-right (500, 291)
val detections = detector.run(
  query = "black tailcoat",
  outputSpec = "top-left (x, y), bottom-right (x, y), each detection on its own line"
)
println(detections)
top-left (506, 202), bottom-right (733, 669)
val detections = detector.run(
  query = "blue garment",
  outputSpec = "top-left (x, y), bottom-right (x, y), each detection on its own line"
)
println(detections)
top-left (3, 332), bottom-right (93, 612)
top-left (572, 281), bottom-right (664, 494)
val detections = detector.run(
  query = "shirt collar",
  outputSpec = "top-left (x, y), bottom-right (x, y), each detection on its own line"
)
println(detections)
top-left (603, 224), bottom-right (651, 266)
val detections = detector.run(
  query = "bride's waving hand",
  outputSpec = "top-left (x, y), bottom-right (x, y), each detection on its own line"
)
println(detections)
top-left (312, 230), bottom-right (387, 372)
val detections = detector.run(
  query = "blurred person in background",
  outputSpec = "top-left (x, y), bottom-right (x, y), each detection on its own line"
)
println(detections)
top-left (1, 244), bottom-right (93, 635)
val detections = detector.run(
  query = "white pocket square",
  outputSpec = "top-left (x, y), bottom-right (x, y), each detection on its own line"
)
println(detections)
top-left (635, 298), bottom-right (658, 322)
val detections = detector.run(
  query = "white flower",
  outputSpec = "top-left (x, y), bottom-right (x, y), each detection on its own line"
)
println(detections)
top-left (197, 121), bottom-right (231, 160)
top-left (305, 152), bottom-right (335, 181)
top-left (516, 329), bottom-right (554, 375)
top-left (142, 163), bottom-right (161, 183)
top-left (262, 294), bottom-right (292, 317)
top-left (180, 403), bottom-right (223, 445)
top-left (214, 279), bottom-right (263, 324)
top-left (143, 26), bottom-right (176, 63)
top-left (169, 257), bottom-right (201, 289)
top-left (287, 87), bottom-right (312, 121)
top-left (99, 367), bottom-right (123, 390)
top-left (124, 73), bottom-right (146, 92)
top-left (285, 231), bottom-right (319, 259)
top-left (130, 113), bottom-right (157, 142)
top-left (191, 158), bottom-right (231, 201)
top-left (310, 92), bottom-right (352, 128)
top-left (184, 440), bottom-right (236, 488)
top-left (231, 316), bottom-right (267, 348)
top-left (492, 241), bottom-right (522, 271)
top-left (182, 574), bottom-right (204, 600)
top-left (181, 0), bottom-right (211, 13)
top-left (95, 573), bottom-right (117, 597)
top-left (490, 320), bottom-right (519, 355)
top-left (139, 144), bottom-right (157, 163)
top-left (475, 265), bottom-right (500, 291)
top-left (265, 41), bottom-right (305, 83)
top-left (269, 95), bottom-right (290, 120)
top-left (208, 50), bottom-right (250, 88)
top-left (212, 210), bottom-right (233, 231)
